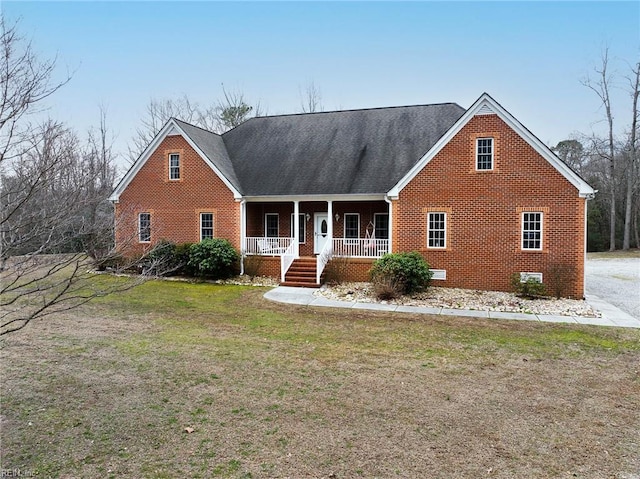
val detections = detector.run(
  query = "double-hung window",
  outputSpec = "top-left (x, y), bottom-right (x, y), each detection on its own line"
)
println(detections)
top-left (344, 214), bottom-right (360, 243)
top-left (265, 213), bottom-right (279, 238)
top-left (169, 153), bottom-right (180, 180)
top-left (374, 213), bottom-right (389, 239)
top-left (138, 212), bottom-right (151, 243)
top-left (290, 213), bottom-right (306, 244)
top-left (200, 213), bottom-right (214, 240)
top-left (522, 212), bottom-right (542, 250)
top-left (427, 212), bottom-right (446, 248)
top-left (476, 138), bottom-right (493, 170)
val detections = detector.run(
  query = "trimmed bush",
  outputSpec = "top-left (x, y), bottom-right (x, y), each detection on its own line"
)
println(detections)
top-left (188, 239), bottom-right (240, 279)
top-left (370, 252), bottom-right (433, 296)
top-left (510, 273), bottom-right (547, 299)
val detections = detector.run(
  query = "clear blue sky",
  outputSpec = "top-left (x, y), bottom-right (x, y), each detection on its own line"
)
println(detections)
top-left (3, 1), bottom-right (639, 169)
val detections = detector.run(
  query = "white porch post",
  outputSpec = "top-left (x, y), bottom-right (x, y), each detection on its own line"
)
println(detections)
top-left (385, 196), bottom-right (393, 253)
top-left (240, 199), bottom-right (246, 274)
top-left (293, 200), bottom-right (300, 258)
top-left (327, 200), bottom-right (333, 248)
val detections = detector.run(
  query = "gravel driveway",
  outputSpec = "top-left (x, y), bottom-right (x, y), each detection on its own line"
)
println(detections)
top-left (586, 256), bottom-right (640, 319)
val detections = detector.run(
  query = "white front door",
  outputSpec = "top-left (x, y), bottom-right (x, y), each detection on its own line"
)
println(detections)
top-left (314, 213), bottom-right (329, 254)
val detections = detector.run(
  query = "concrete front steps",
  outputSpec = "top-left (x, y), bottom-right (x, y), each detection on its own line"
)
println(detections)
top-left (280, 257), bottom-right (323, 288)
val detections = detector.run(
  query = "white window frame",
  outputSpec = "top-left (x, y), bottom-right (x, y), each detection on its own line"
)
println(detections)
top-left (427, 212), bottom-right (447, 249)
top-left (290, 213), bottom-right (306, 244)
top-left (169, 153), bottom-right (180, 180)
top-left (522, 212), bottom-right (543, 250)
top-left (344, 213), bottom-right (360, 243)
top-left (373, 213), bottom-right (389, 239)
top-left (476, 137), bottom-right (493, 171)
top-left (200, 212), bottom-right (214, 240)
top-left (138, 212), bottom-right (151, 243)
top-left (265, 213), bottom-right (279, 238)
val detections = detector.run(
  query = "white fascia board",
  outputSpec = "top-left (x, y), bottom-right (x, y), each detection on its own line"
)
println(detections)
top-left (243, 194), bottom-right (385, 203)
top-left (109, 119), bottom-right (177, 202)
top-left (109, 118), bottom-right (242, 201)
top-left (387, 93), bottom-right (596, 199)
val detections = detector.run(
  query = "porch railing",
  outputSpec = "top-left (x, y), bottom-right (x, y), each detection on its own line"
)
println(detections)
top-left (281, 239), bottom-right (297, 282)
top-left (244, 237), bottom-right (293, 255)
top-left (316, 238), bottom-right (333, 284)
top-left (332, 238), bottom-right (389, 258)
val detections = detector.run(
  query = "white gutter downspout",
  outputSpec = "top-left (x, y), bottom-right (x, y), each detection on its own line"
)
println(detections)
top-left (583, 192), bottom-right (596, 299)
top-left (384, 195), bottom-right (393, 253)
top-left (240, 199), bottom-right (246, 275)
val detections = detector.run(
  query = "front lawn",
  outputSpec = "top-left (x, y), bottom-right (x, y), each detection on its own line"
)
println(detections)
top-left (1, 278), bottom-right (639, 478)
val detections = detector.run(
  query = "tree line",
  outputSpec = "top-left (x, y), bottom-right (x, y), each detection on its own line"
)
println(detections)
top-left (553, 50), bottom-right (639, 251)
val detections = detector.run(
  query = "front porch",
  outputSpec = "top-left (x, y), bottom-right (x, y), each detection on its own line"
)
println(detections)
top-left (241, 199), bottom-right (391, 285)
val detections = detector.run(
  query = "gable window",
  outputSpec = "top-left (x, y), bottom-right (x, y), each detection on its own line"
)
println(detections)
top-left (169, 153), bottom-right (180, 180)
top-left (265, 213), bottom-right (279, 238)
top-left (291, 213), bottom-right (306, 244)
top-left (138, 212), bottom-right (151, 243)
top-left (427, 212), bottom-right (446, 248)
top-left (476, 138), bottom-right (493, 170)
top-left (344, 213), bottom-right (360, 240)
top-left (374, 213), bottom-right (389, 239)
top-left (200, 213), bottom-right (214, 240)
top-left (522, 212), bottom-right (542, 250)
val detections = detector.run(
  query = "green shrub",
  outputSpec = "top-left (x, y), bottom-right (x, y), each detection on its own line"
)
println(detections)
top-left (370, 252), bottom-right (432, 296)
top-left (145, 240), bottom-right (179, 276)
top-left (174, 242), bottom-right (195, 275)
top-left (510, 273), bottom-right (547, 299)
top-left (188, 239), bottom-right (240, 279)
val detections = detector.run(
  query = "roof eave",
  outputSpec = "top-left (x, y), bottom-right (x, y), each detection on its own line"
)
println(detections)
top-left (109, 118), bottom-right (242, 202)
top-left (387, 93), bottom-right (596, 199)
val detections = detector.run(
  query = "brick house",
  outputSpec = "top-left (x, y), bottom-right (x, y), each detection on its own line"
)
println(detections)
top-left (110, 93), bottom-right (595, 298)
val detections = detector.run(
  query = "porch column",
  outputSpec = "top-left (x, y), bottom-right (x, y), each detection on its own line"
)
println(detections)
top-left (293, 200), bottom-right (300, 257)
top-left (327, 200), bottom-right (333, 250)
top-left (240, 200), bottom-right (246, 274)
top-left (385, 196), bottom-right (393, 253)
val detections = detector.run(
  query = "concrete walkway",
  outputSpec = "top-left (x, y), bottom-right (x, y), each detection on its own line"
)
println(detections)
top-left (264, 286), bottom-right (640, 329)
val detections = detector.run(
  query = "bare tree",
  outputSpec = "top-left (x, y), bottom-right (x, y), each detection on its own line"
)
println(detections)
top-left (215, 84), bottom-right (260, 131)
top-left (0, 17), bottom-right (70, 162)
top-left (128, 87), bottom-right (261, 162)
top-left (0, 17), bottom-right (160, 335)
top-left (583, 48), bottom-right (617, 251)
top-left (299, 81), bottom-right (323, 113)
top-left (127, 94), bottom-right (218, 163)
top-left (622, 62), bottom-right (639, 250)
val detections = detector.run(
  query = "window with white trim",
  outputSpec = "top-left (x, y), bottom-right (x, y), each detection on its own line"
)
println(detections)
top-left (200, 213), bottom-right (214, 240)
top-left (344, 213), bottom-right (360, 240)
top-left (265, 213), bottom-right (279, 238)
top-left (290, 213), bottom-right (306, 244)
top-left (374, 213), bottom-right (389, 239)
top-left (138, 212), bottom-right (151, 243)
top-left (476, 138), bottom-right (493, 170)
top-left (169, 153), bottom-right (180, 180)
top-left (522, 212), bottom-right (542, 250)
top-left (427, 212), bottom-right (446, 248)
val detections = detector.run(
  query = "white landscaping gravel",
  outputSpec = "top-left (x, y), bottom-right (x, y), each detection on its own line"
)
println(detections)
top-left (315, 282), bottom-right (601, 318)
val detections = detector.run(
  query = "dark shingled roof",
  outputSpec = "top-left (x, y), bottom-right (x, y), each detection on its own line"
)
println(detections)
top-left (177, 103), bottom-right (466, 196)
top-left (173, 119), bottom-right (241, 190)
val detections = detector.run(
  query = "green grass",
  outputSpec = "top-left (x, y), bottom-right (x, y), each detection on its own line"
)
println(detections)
top-left (97, 278), bottom-right (640, 363)
top-left (3, 276), bottom-right (640, 478)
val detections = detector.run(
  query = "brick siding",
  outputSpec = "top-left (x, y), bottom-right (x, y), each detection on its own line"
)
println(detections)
top-left (394, 114), bottom-right (586, 298)
top-left (115, 135), bottom-right (240, 256)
